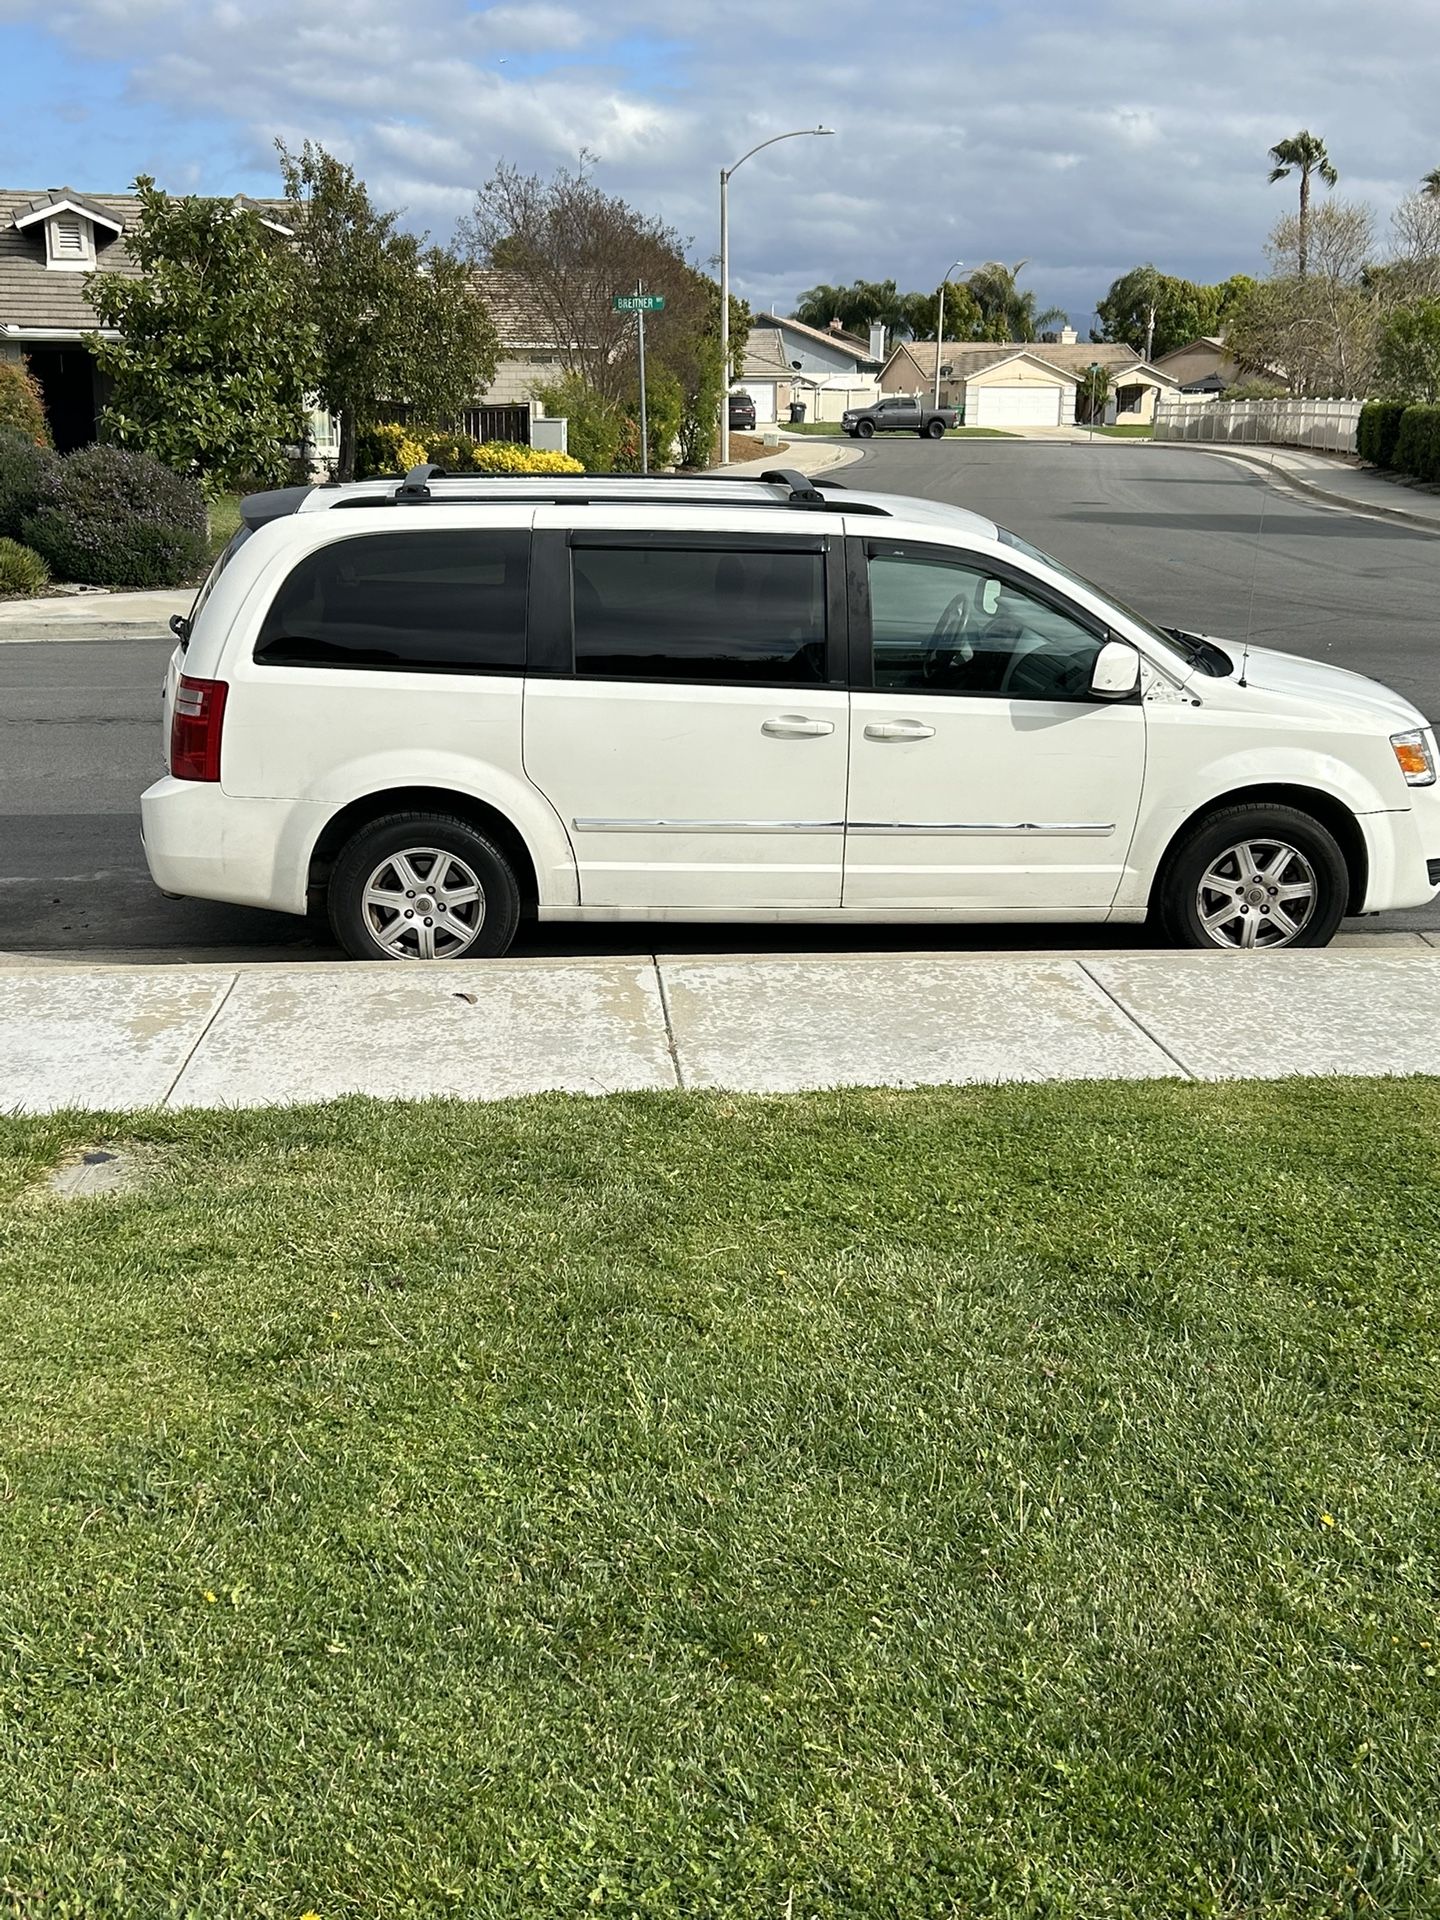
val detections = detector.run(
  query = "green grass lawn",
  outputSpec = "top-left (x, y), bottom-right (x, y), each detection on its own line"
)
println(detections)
top-left (3, 1081), bottom-right (1440, 1917)
top-left (1093, 424), bottom-right (1154, 439)
top-left (204, 491), bottom-right (243, 563)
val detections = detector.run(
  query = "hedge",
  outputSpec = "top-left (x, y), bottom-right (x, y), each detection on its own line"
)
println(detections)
top-left (1356, 400), bottom-right (1408, 469)
top-left (23, 445), bottom-right (208, 588)
top-left (355, 420), bottom-right (584, 479)
top-left (1393, 404), bottom-right (1440, 484)
top-left (0, 537), bottom-right (48, 597)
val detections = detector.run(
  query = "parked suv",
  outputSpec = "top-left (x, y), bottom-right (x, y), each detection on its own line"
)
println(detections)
top-left (842, 396), bottom-right (959, 438)
top-left (728, 391), bottom-right (757, 432)
top-left (143, 465), bottom-right (1440, 961)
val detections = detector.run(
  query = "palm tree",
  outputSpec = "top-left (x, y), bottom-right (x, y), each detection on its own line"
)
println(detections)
top-left (1423, 167), bottom-right (1440, 200)
top-left (1267, 131), bottom-right (1338, 276)
top-left (963, 261), bottom-right (1066, 342)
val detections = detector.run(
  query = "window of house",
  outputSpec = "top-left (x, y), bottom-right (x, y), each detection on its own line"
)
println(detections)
top-left (571, 544), bottom-right (827, 685)
top-left (254, 530), bottom-right (530, 673)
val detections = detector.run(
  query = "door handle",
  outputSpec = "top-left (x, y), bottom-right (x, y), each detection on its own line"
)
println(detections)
top-left (864, 720), bottom-right (936, 741)
top-left (762, 715), bottom-right (835, 738)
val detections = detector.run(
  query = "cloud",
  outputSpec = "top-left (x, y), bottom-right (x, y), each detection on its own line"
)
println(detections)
top-left (5, 0), bottom-right (1439, 328)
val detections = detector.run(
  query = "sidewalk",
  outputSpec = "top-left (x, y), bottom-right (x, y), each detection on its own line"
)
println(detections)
top-left (0, 586), bottom-right (190, 645)
top-left (7, 947), bottom-right (1440, 1112)
top-left (1180, 444), bottom-right (1440, 535)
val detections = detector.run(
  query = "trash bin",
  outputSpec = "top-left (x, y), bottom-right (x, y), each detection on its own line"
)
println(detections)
top-left (788, 401), bottom-right (807, 423)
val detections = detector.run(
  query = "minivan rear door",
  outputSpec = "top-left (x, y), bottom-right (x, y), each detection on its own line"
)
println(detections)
top-left (522, 515), bottom-right (849, 910)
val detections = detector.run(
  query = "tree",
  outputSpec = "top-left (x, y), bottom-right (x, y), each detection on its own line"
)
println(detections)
top-left (1094, 266), bottom-right (1253, 360)
top-left (792, 279), bottom-right (917, 336)
top-left (1078, 363), bottom-right (1111, 424)
top-left (1267, 130), bottom-right (1338, 278)
top-left (1390, 191), bottom-right (1440, 302)
top-left (1376, 299), bottom-right (1440, 402)
top-left (87, 177), bottom-right (315, 491)
top-left (962, 261), bottom-right (1066, 342)
top-left (1226, 202), bottom-right (1382, 395)
top-left (280, 141), bottom-right (498, 482)
top-left (1423, 168), bottom-right (1440, 199)
top-left (906, 281), bottom-right (984, 342)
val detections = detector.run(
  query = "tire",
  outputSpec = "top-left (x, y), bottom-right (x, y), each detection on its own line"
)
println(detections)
top-left (1155, 803), bottom-right (1350, 951)
top-left (856, 420), bottom-right (875, 439)
top-left (925, 419), bottom-right (945, 439)
top-left (329, 811), bottom-right (521, 962)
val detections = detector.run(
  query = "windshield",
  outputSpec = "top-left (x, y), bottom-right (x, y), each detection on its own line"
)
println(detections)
top-left (996, 528), bottom-right (1195, 672)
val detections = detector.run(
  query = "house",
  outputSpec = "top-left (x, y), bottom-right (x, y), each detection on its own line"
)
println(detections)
top-left (1151, 336), bottom-right (1242, 392)
top-left (733, 312), bottom-right (882, 424)
top-left (0, 185), bottom-right (554, 456)
top-left (879, 333), bottom-right (1177, 428)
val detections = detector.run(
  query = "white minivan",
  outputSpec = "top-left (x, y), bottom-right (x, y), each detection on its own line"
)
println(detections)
top-left (142, 466), bottom-right (1440, 960)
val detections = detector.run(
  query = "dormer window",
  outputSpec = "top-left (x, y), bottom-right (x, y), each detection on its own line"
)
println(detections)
top-left (46, 212), bottom-right (94, 268)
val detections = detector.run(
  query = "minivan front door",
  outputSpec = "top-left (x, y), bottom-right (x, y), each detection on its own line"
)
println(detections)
top-left (523, 523), bottom-right (849, 911)
top-left (843, 540), bottom-right (1145, 912)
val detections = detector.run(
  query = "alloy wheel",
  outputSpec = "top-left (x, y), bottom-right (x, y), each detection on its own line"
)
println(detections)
top-left (361, 847), bottom-right (486, 959)
top-left (1195, 837), bottom-right (1317, 949)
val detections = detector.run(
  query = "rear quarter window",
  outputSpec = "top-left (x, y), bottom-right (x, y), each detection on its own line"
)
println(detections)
top-left (254, 529), bottom-right (529, 673)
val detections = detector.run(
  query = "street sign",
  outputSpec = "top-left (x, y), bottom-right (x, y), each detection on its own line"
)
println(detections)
top-left (613, 293), bottom-right (665, 312)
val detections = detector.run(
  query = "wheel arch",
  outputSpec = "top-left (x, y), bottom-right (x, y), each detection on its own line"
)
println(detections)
top-left (1148, 783), bottom-right (1369, 918)
top-left (306, 787), bottom-right (541, 917)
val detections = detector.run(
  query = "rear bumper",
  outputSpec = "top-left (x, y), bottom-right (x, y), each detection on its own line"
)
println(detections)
top-left (140, 777), bottom-right (325, 918)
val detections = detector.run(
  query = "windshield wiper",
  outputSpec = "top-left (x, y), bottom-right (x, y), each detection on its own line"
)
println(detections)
top-left (1165, 628), bottom-right (1233, 678)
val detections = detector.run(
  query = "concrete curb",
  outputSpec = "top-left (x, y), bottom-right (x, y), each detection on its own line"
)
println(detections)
top-left (1163, 445), bottom-right (1440, 538)
top-left (712, 440), bottom-right (865, 479)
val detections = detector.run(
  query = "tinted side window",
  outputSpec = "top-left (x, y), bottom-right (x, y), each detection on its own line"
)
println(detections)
top-left (254, 530), bottom-right (528, 673)
top-left (571, 545), bottom-right (826, 685)
top-left (869, 549), bottom-right (1103, 702)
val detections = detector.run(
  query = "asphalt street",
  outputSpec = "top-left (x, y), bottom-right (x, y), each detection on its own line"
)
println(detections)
top-left (2, 439), bottom-right (1438, 959)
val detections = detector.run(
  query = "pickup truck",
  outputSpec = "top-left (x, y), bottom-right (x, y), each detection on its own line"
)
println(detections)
top-left (841, 395), bottom-right (958, 439)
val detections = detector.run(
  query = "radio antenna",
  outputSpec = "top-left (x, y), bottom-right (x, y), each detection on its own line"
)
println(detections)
top-left (1238, 455), bottom-right (1273, 689)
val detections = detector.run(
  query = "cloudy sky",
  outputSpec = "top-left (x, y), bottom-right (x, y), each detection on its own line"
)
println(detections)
top-left (1, 0), bottom-right (1436, 329)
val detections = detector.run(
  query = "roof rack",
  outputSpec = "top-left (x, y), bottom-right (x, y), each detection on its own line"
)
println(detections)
top-left (315, 466), bottom-right (891, 519)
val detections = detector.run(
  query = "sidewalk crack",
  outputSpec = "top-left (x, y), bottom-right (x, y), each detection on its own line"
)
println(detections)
top-left (651, 956), bottom-right (685, 1090)
top-left (1076, 960), bottom-right (1197, 1080)
top-left (160, 972), bottom-right (239, 1107)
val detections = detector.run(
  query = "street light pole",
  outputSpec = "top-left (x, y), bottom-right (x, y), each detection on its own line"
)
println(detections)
top-left (933, 257), bottom-right (964, 412)
top-left (719, 125), bottom-right (834, 466)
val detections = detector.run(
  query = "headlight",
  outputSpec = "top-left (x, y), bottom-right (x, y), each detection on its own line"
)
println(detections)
top-left (1391, 729), bottom-right (1436, 786)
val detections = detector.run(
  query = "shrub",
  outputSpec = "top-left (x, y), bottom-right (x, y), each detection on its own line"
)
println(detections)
top-left (534, 374), bottom-right (626, 472)
top-left (1357, 400), bottom-right (1409, 468)
top-left (23, 445), bottom-right (208, 588)
top-left (355, 421), bottom-right (429, 479)
top-left (0, 537), bottom-right (49, 597)
top-left (644, 366), bottom-right (685, 470)
top-left (421, 429), bottom-right (483, 471)
top-left (1393, 404), bottom-right (1440, 483)
top-left (467, 441), bottom-right (583, 476)
top-left (0, 428), bottom-right (58, 540)
top-left (0, 359), bottom-right (50, 447)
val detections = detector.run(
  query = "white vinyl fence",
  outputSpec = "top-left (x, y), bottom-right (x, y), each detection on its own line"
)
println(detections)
top-left (1154, 396), bottom-right (1362, 453)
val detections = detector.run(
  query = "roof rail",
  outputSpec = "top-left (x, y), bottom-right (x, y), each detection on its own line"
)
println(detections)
top-left (759, 467), bottom-right (826, 505)
top-left (396, 463), bottom-right (448, 503)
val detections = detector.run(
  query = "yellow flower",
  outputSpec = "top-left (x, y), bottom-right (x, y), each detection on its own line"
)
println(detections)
top-left (203, 1590), bottom-right (218, 1603)
top-left (1321, 1514), bottom-right (1336, 1528)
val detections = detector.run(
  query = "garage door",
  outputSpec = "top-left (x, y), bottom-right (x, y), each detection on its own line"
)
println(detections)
top-left (969, 384), bottom-right (1063, 428)
top-left (746, 383), bottom-right (779, 423)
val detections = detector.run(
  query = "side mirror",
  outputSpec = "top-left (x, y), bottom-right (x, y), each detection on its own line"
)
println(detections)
top-left (169, 612), bottom-right (191, 642)
top-left (1091, 638), bottom-right (1140, 698)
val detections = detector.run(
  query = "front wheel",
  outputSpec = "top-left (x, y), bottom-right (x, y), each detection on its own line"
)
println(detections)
top-left (1155, 804), bottom-right (1350, 950)
top-left (856, 420), bottom-right (875, 439)
top-left (329, 812), bottom-right (521, 961)
top-left (925, 419), bottom-right (945, 439)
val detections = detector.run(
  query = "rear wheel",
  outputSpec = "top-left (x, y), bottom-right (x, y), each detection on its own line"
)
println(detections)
top-left (925, 419), bottom-right (945, 439)
top-left (1156, 804), bottom-right (1350, 950)
top-left (329, 812), bottom-right (521, 961)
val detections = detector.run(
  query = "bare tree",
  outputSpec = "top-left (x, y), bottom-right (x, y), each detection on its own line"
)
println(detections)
top-left (457, 159), bottom-right (718, 406)
top-left (1229, 203), bottom-right (1383, 395)
top-left (1390, 191), bottom-right (1440, 301)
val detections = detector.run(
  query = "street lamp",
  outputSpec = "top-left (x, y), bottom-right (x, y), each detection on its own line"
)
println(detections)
top-left (933, 258), bottom-right (964, 411)
top-left (719, 125), bottom-right (834, 465)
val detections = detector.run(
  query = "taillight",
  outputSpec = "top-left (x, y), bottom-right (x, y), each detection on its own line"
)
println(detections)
top-left (170, 675), bottom-right (228, 782)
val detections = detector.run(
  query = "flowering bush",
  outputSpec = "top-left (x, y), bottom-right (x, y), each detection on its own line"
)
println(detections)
top-left (23, 445), bottom-right (207, 587)
top-left (0, 360), bottom-right (50, 448)
top-left (355, 421), bottom-right (584, 477)
top-left (467, 441), bottom-right (583, 475)
top-left (354, 421), bottom-right (429, 478)
top-left (0, 428), bottom-right (58, 539)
